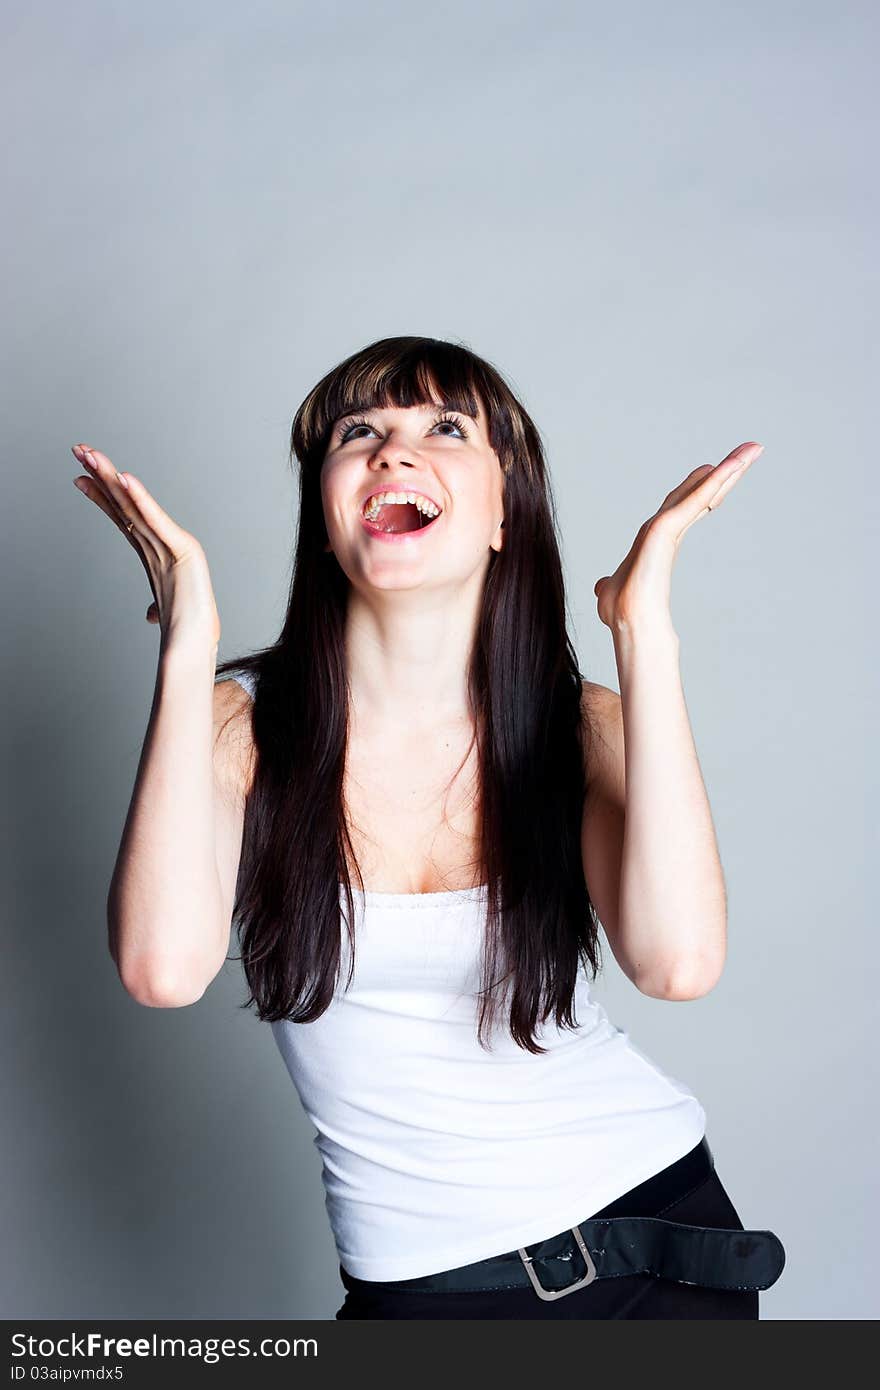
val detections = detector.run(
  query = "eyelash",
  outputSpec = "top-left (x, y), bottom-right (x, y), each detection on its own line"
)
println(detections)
top-left (337, 411), bottom-right (470, 443)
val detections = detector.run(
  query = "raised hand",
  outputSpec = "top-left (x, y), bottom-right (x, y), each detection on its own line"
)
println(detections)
top-left (593, 441), bottom-right (765, 634)
top-left (71, 444), bottom-right (221, 651)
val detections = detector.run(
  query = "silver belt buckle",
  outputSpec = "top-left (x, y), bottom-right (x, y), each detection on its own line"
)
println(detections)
top-left (517, 1224), bottom-right (598, 1301)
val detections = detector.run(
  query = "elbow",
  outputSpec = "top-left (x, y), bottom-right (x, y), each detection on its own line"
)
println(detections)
top-left (637, 955), bottom-right (726, 1001)
top-left (660, 972), bottom-right (721, 1002)
top-left (117, 959), bottom-right (209, 1009)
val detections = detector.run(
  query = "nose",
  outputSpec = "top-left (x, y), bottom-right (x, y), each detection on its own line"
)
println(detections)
top-left (368, 429), bottom-right (420, 471)
top-left (369, 461), bottom-right (415, 476)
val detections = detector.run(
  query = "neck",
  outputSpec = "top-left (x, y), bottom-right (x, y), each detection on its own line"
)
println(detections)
top-left (343, 579), bottom-right (483, 732)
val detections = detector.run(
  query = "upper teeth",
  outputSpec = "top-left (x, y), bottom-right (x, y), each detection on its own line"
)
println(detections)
top-left (362, 491), bottom-right (441, 521)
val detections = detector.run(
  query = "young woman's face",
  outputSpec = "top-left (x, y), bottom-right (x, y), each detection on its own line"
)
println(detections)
top-left (320, 394), bottom-right (505, 594)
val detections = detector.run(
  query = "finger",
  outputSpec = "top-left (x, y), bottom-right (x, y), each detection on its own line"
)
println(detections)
top-left (658, 464), bottom-right (716, 511)
top-left (716, 440), bottom-right (764, 475)
top-left (115, 470), bottom-right (198, 558)
top-left (73, 475), bottom-right (164, 618)
top-left (72, 445), bottom-right (181, 558)
top-left (72, 472), bottom-right (163, 563)
top-left (72, 445), bottom-right (151, 539)
top-left (72, 446), bottom-right (198, 560)
top-left (665, 441), bottom-right (764, 536)
top-left (700, 441), bottom-right (764, 512)
top-left (72, 446), bottom-right (125, 514)
top-left (72, 472), bottom-right (149, 545)
top-left (660, 443), bottom-right (763, 512)
top-left (73, 445), bottom-right (133, 510)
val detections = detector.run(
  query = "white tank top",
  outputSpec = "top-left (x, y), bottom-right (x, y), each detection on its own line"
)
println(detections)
top-left (223, 671), bottom-right (707, 1282)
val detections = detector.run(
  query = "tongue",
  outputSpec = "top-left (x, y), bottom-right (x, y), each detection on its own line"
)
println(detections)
top-left (375, 502), bottom-right (424, 533)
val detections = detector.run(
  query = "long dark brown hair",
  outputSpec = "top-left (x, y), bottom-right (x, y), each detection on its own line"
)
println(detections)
top-left (215, 335), bottom-right (602, 1053)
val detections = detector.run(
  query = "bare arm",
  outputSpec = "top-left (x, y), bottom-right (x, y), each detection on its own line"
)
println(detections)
top-left (586, 443), bottom-right (763, 1001)
top-left (70, 441), bottom-right (251, 1008)
top-left (581, 650), bottom-right (726, 1002)
top-left (108, 648), bottom-right (252, 1007)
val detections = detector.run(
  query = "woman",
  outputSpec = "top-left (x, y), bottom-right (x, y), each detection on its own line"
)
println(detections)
top-left (72, 335), bottom-right (785, 1319)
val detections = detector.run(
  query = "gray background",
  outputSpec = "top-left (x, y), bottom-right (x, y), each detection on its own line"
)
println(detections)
top-left (2, 0), bottom-right (875, 1322)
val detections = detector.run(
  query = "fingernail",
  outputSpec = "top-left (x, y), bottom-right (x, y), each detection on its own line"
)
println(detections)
top-left (116, 471), bottom-right (129, 489)
top-left (736, 443), bottom-right (763, 469)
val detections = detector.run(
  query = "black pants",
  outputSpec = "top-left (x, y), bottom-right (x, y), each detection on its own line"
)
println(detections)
top-left (335, 1139), bottom-right (759, 1319)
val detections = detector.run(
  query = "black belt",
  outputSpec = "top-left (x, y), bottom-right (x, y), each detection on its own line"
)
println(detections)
top-left (340, 1140), bottom-right (786, 1302)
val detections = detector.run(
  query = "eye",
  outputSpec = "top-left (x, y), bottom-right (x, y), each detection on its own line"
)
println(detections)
top-left (338, 417), bottom-right (373, 442)
top-left (432, 413), bottom-right (470, 439)
top-left (337, 411), bottom-right (470, 444)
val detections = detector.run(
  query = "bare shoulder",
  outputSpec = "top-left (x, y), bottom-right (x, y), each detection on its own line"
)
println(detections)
top-left (580, 679), bottom-right (625, 808)
top-left (580, 678), bottom-right (621, 718)
top-left (212, 676), bottom-right (258, 805)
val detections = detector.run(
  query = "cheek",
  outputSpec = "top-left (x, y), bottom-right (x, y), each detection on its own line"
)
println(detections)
top-left (455, 476), bottom-right (502, 534)
top-left (320, 464), bottom-right (348, 525)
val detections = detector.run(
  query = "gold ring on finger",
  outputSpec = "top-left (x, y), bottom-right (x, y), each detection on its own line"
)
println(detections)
top-left (125, 519), bottom-right (135, 533)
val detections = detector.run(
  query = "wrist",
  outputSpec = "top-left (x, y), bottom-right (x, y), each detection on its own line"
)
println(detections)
top-left (610, 614), bottom-right (680, 653)
top-left (159, 633), bottom-right (220, 672)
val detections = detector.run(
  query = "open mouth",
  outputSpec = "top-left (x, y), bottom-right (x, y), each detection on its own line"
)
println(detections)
top-left (361, 494), bottom-right (443, 534)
